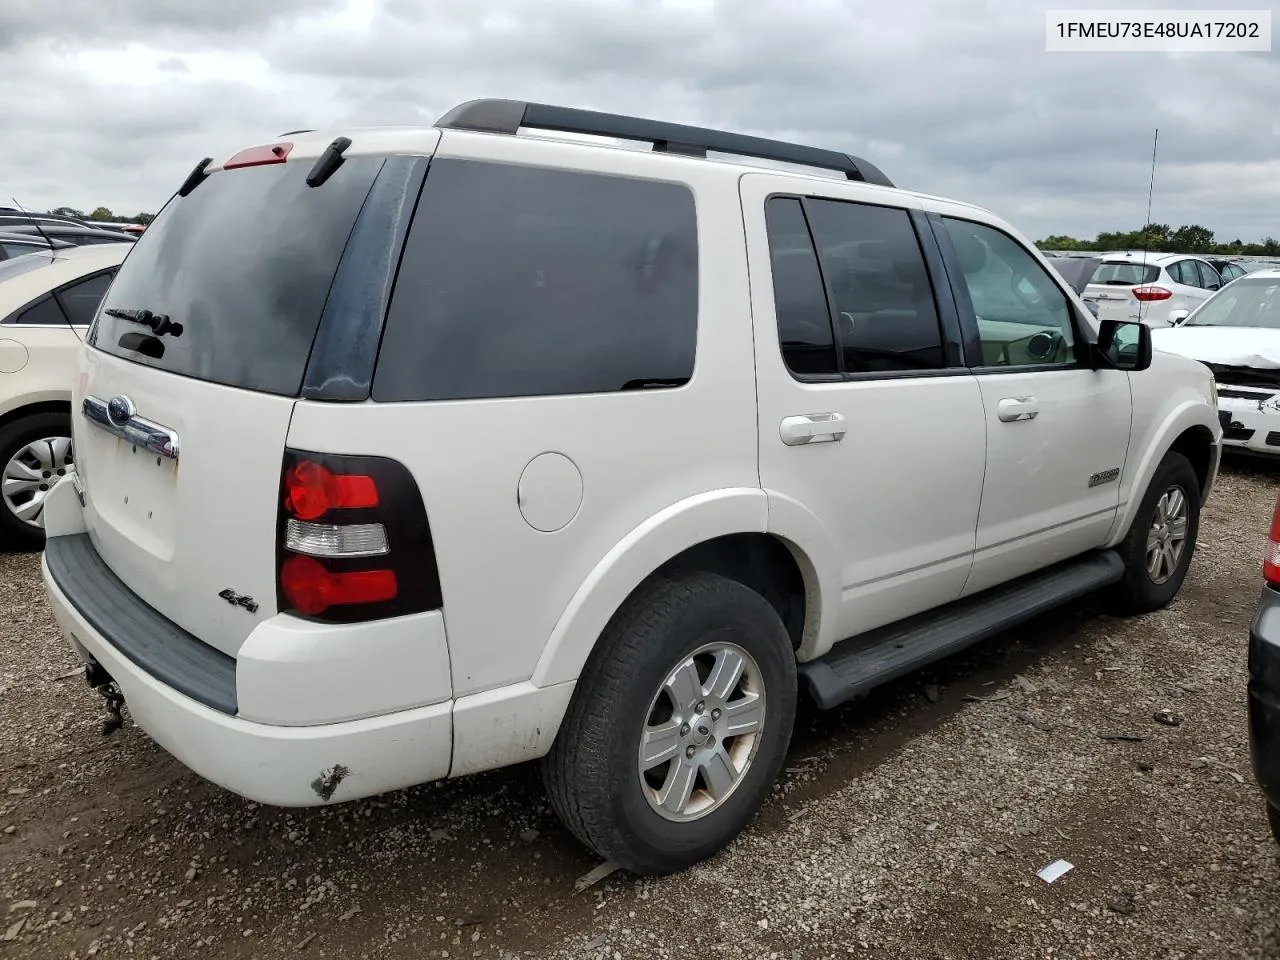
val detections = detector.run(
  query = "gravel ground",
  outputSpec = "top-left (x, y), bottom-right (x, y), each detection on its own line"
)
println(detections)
top-left (2, 458), bottom-right (1279, 960)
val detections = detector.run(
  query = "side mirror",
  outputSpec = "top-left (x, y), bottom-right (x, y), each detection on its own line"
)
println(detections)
top-left (1168, 308), bottom-right (1191, 326)
top-left (1093, 319), bottom-right (1152, 372)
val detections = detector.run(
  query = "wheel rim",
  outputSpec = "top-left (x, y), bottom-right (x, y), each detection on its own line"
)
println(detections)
top-left (1146, 483), bottom-right (1189, 585)
top-left (637, 641), bottom-right (766, 823)
top-left (2, 436), bottom-right (74, 529)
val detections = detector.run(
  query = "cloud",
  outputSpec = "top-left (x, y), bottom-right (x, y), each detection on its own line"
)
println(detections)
top-left (1, 0), bottom-right (1276, 242)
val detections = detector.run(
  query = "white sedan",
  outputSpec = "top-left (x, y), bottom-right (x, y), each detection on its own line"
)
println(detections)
top-left (0, 244), bottom-right (130, 546)
top-left (1150, 268), bottom-right (1280, 457)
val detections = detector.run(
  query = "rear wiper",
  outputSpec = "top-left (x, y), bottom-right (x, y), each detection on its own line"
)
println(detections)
top-left (104, 307), bottom-right (183, 337)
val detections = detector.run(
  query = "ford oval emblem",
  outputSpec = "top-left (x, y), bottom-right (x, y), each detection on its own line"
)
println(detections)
top-left (106, 395), bottom-right (136, 428)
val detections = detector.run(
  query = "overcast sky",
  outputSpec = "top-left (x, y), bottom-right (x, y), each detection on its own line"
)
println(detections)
top-left (1, 0), bottom-right (1277, 242)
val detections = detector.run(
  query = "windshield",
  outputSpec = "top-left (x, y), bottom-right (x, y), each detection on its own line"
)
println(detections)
top-left (89, 156), bottom-right (383, 397)
top-left (1186, 277), bottom-right (1280, 328)
top-left (1088, 261), bottom-right (1160, 286)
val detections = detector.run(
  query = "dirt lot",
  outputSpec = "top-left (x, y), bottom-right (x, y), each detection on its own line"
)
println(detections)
top-left (2, 459), bottom-right (1279, 960)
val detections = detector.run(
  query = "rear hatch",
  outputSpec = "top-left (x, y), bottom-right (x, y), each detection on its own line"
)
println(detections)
top-left (1083, 260), bottom-right (1161, 323)
top-left (74, 142), bottom-right (415, 657)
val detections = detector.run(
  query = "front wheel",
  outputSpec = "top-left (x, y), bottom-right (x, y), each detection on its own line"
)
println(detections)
top-left (1108, 451), bottom-right (1200, 615)
top-left (542, 572), bottom-right (797, 875)
top-left (0, 412), bottom-right (74, 551)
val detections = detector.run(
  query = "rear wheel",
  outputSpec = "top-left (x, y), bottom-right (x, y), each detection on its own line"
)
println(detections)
top-left (0, 412), bottom-right (74, 551)
top-left (1108, 451), bottom-right (1200, 615)
top-left (542, 571), bottom-right (797, 875)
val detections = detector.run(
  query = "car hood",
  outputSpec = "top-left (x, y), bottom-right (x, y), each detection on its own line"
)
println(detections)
top-left (1150, 325), bottom-right (1280, 370)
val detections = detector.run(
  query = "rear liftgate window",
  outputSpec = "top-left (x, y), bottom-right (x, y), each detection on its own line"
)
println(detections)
top-left (372, 158), bottom-right (698, 402)
top-left (89, 156), bottom-right (384, 397)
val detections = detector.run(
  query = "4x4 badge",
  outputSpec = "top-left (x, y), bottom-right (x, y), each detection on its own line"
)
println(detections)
top-left (218, 588), bottom-right (259, 614)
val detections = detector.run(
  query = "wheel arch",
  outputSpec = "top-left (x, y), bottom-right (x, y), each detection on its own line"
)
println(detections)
top-left (1106, 401), bottom-right (1220, 548)
top-left (0, 398), bottom-right (71, 435)
top-left (530, 489), bottom-right (832, 688)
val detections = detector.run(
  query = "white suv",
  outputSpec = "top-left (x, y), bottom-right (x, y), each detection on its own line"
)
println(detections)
top-left (1083, 251), bottom-right (1225, 327)
top-left (41, 100), bottom-right (1222, 875)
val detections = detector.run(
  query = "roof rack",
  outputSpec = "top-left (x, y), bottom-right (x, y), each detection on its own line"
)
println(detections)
top-left (434, 99), bottom-right (894, 188)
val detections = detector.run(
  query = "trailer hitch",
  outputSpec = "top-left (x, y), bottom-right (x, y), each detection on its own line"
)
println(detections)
top-left (84, 661), bottom-right (125, 736)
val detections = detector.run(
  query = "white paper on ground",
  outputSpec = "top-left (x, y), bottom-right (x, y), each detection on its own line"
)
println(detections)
top-left (1037, 859), bottom-right (1074, 883)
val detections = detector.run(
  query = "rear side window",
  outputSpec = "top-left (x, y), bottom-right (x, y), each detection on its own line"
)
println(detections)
top-left (6, 295), bottom-right (69, 326)
top-left (804, 199), bottom-right (944, 372)
top-left (763, 195), bottom-right (944, 377)
top-left (765, 198), bottom-right (839, 376)
top-left (56, 271), bottom-right (114, 325)
top-left (1089, 261), bottom-right (1160, 286)
top-left (90, 157), bottom-right (383, 397)
top-left (373, 159), bottom-right (697, 402)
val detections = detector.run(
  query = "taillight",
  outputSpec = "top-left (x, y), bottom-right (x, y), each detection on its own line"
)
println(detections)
top-left (277, 450), bottom-right (442, 622)
top-left (1132, 285), bottom-right (1172, 302)
top-left (284, 461), bottom-right (378, 520)
top-left (1265, 497), bottom-right (1280, 587)
top-left (224, 142), bottom-right (293, 170)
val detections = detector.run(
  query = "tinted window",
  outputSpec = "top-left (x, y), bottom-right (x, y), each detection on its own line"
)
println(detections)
top-left (1194, 260), bottom-right (1221, 289)
top-left (944, 218), bottom-right (1076, 368)
top-left (1169, 260), bottom-right (1198, 286)
top-left (804, 199), bottom-right (944, 372)
top-left (765, 197), bottom-right (838, 376)
top-left (91, 157), bottom-right (383, 396)
top-left (56, 271), bottom-right (114, 326)
top-left (1088, 261), bottom-right (1160, 286)
top-left (373, 159), bottom-right (698, 402)
top-left (8, 295), bottom-right (70, 326)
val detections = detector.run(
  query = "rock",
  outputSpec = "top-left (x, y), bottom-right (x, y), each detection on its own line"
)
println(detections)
top-left (923, 684), bottom-right (940, 703)
top-left (1153, 709), bottom-right (1183, 727)
top-left (2, 919), bottom-right (24, 941)
top-left (1108, 896), bottom-right (1137, 916)
top-left (184, 867), bottom-right (198, 882)
top-left (518, 829), bottom-right (539, 843)
top-left (7, 901), bottom-right (37, 912)
top-left (2, 826), bottom-right (14, 835)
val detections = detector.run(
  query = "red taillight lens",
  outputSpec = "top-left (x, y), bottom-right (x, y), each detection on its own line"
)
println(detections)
top-left (279, 554), bottom-right (398, 616)
top-left (1265, 498), bottom-right (1280, 586)
top-left (1133, 285), bottom-right (1172, 302)
top-left (284, 460), bottom-right (379, 520)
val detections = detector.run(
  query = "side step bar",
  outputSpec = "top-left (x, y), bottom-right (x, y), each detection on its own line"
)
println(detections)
top-left (799, 551), bottom-right (1126, 710)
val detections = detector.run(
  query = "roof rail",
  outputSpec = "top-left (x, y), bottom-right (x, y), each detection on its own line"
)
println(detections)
top-left (434, 99), bottom-right (893, 188)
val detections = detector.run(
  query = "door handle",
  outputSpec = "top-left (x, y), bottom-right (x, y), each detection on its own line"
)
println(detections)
top-left (997, 397), bottom-right (1039, 423)
top-left (780, 413), bottom-right (847, 446)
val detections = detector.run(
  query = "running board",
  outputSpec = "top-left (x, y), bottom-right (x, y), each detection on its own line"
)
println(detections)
top-left (799, 551), bottom-right (1125, 710)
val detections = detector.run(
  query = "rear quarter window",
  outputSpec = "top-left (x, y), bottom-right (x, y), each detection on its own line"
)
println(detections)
top-left (372, 158), bottom-right (698, 402)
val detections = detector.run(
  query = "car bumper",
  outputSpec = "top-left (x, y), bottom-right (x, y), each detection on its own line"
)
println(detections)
top-left (41, 549), bottom-right (454, 807)
top-left (1249, 585), bottom-right (1280, 810)
top-left (1219, 392), bottom-right (1280, 456)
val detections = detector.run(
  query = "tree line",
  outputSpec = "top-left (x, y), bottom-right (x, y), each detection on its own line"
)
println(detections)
top-left (1037, 223), bottom-right (1280, 257)
top-left (46, 206), bottom-right (154, 226)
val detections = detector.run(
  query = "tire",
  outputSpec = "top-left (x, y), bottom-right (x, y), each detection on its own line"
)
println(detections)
top-left (1108, 451), bottom-right (1200, 615)
top-left (0, 411), bottom-right (74, 551)
top-left (1268, 803), bottom-right (1280, 847)
top-left (542, 571), bottom-right (797, 875)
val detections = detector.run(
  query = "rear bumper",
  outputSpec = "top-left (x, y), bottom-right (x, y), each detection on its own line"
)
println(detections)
top-left (41, 538), bottom-right (454, 807)
top-left (1249, 586), bottom-right (1280, 809)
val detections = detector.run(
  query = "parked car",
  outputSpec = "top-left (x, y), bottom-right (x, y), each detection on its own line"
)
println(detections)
top-left (1251, 494), bottom-right (1280, 844)
top-left (0, 244), bottom-right (129, 547)
top-left (0, 231), bottom-right (75, 261)
top-left (1083, 251), bottom-right (1224, 327)
top-left (3, 224), bottom-right (138, 246)
top-left (1206, 258), bottom-right (1252, 284)
top-left (1150, 269), bottom-right (1280, 457)
top-left (39, 100), bottom-right (1221, 876)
